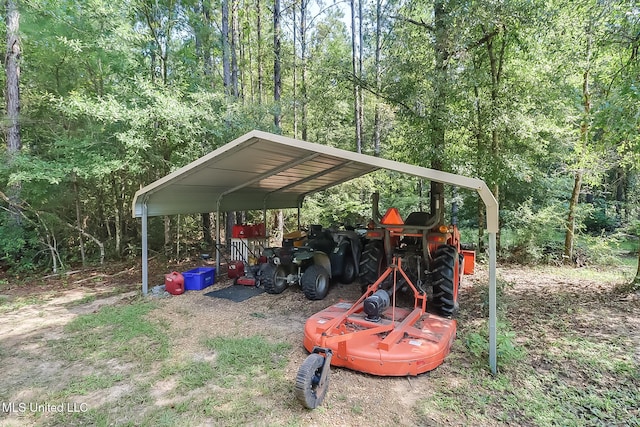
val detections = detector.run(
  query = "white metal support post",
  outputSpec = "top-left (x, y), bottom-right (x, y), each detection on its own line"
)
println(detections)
top-left (142, 200), bottom-right (149, 295)
top-left (489, 232), bottom-right (497, 374)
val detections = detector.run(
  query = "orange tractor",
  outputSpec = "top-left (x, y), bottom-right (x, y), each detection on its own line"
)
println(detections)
top-left (295, 191), bottom-right (473, 409)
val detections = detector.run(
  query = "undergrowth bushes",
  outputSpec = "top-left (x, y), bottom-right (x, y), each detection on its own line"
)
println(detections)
top-left (498, 199), bottom-right (633, 266)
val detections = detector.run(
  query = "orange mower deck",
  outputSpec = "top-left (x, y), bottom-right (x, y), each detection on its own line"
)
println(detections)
top-left (303, 260), bottom-right (456, 376)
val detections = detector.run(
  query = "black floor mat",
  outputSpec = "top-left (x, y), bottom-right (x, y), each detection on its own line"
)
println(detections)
top-left (204, 285), bottom-right (265, 302)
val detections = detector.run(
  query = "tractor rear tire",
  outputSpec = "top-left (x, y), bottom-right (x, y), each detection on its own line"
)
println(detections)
top-left (262, 263), bottom-right (288, 294)
top-left (359, 240), bottom-right (385, 291)
top-left (295, 353), bottom-right (329, 409)
top-left (301, 264), bottom-right (330, 300)
top-left (430, 244), bottom-right (458, 317)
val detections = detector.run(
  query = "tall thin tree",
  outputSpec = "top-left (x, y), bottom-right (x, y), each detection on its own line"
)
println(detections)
top-left (5, 0), bottom-right (22, 224)
top-left (351, 0), bottom-right (362, 153)
top-left (373, 0), bottom-right (382, 157)
top-left (231, 0), bottom-right (240, 97)
top-left (273, 0), bottom-right (282, 129)
top-left (256, 0), bottom-right (263, 104)
top-left (564, 27), bottom-right (592, 263)
top-left (222, 0), bottom-right (232, 93)
top-left (430, 0), bottom-right (448, 223)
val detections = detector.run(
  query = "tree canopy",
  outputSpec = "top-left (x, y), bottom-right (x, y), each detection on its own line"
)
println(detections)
top-left (1, 0), bottom-right (638, 279)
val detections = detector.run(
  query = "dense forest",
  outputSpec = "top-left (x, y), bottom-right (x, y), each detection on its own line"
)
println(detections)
top-left (0, 0), bottom-right (638, 283)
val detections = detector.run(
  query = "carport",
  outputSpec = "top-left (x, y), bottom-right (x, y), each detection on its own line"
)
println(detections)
top-left (131, 130), bottom-right (500, 373)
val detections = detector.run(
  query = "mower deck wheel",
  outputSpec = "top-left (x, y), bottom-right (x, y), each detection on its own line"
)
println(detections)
top-left (295, 353), bottom-right (329, 409)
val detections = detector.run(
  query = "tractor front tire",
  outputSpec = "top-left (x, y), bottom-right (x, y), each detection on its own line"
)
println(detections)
top-left (301, 264), bottom-right (330, 300)
top-left (262, 263), bottom-right (288, 294)
top-left (430, 244), bottom-right (459, 317)
top-left (295, 353), bottom-right (329, 409)
top-left (359, 240), bottom-right (385, 292)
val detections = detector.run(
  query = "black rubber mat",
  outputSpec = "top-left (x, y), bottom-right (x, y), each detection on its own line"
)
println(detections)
top-left (204, 285), bottom-right (265, 302)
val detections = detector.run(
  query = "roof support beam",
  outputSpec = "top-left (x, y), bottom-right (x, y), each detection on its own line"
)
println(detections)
top-left (270, 160), bottom-right (356, 194)
top-left (298, 170), bottom-right (372, 202)
top-left (263, 160), bottom-right (358, 207)
top-left (219, 152), bottom-right (321, 202)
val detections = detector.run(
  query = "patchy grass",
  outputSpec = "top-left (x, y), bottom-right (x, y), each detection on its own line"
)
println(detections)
top-left (2, 262), bottom-right (638, 426)
top-left (0, 294), bottom-right (47, 313)
top-left (54, 299), bottom-right (169, 364)
top-left (203, 335), bottom-right (291, 378)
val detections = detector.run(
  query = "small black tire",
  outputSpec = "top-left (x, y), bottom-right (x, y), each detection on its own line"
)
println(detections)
top-left (295, 353), bottom-right (329, 409)
top-left (262, 263), bottom-right (288, 294)
top-left (341, 255), bottom-right (357, 284)
top-left (430, 244), bottom-right (459, 317)
top-left (301, 264), bottom-right (330, 300)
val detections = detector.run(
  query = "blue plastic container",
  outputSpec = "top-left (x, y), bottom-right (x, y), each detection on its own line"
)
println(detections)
top-left (183, 267), bottom-right (216, 291)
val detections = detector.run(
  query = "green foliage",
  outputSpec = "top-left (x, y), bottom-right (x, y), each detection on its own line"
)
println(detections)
top-left (501, 199), bottom-right (567, 263)
top-left (0, 0), bottom-right (637, 274)
top-left (465, 277), bottom-right (525, 366)
top-left (583, 198), bottom-right (619, 233)
top-left (0, 215), bottom-right (41, 272)
top-left (465, 321), bottom-right (526, 366)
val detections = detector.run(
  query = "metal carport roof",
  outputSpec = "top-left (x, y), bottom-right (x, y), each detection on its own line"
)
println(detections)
top-left (132, 130), bottom-right (500, 373)
top-left (132, 130), bottom-right (499, 218)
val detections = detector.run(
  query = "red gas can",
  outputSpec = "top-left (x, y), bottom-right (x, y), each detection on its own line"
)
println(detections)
top-left (165, 271), bottom-right (184, 295)
top-left (227, 260), bottom-right (245, 279)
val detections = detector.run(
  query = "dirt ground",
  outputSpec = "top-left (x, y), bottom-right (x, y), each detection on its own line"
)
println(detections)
top-left (1, 258), bottom-right (638, 426)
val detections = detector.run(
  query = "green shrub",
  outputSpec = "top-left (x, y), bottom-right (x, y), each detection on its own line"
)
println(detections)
top-left (501, 199), bottom-right (567, 263)
top-left (465, 320), bottom-right (525, 366)
top-left (0, 216), bottom-right (43, 272)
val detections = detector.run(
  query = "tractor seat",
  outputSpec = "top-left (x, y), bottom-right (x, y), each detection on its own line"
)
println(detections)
top-left (308, 228), bottom-right (336, 254)
top-left (404, 212), bottom-right (434, 226)
top-left (309, 224), bottom-right (323, 239)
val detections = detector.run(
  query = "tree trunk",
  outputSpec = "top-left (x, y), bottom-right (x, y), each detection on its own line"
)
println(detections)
top-left (634, 248), bottom-right (640, 286)
top-left (357, 0), bottom-right (364, 146)
top-left (231, 0), bottom-right (240, 98)
top-left (473, 82), bottom-right (486, 253)
top-left (430, 0), bottom-right (448, 224)
top-left (300, 0), bottom-right (308, 140)
top-left (111, 176), bottom-right (122, 256)
top-left (273, 0), bottom-right (281, 130)
top-left (564, 32), bottom-right (592, 263)
top-left (293, 1), bottom-right (298, 137)
top-left (222, 0), bottom-right (231, 93)
top-left (564, 171), bottom-right (583, 262)
top-left (73, 176), bottom-right (86, 266)
top-left (5, 0), bottom-right (22, 224)
top-left (202, 213), bottom-right (213, 245)
top-left (164, 215), bottom-right (171, 256)
top-left (256, 0), bottom-right (263, 104)
top-left (485, 30), bottom-right (506, 252)
top-left (351, 0), bottom-right (362, 153)
top-left (274, 210), bottom-right (284, 246)
top-left (201, 1), bottom-right (213, 78)
top-left (373, 0), bottom-right (382, 157)
top-left (223, 212), bottom-right (234, 251)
